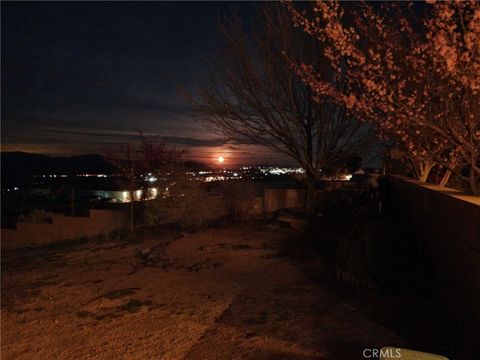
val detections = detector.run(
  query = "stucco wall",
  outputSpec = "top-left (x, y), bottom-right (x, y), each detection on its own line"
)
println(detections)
top-left (262, 188), bottom-right (336, 213)
top-left (1, 209), bottom-right (128, 249)
top-left (386, 176), bottom-right (480, 341)
top-left (1, 188), bottom-right (328, 248)
top-left (263, 189), bottom-right (305, 213)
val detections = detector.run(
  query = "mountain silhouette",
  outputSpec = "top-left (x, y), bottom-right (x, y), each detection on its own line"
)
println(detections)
top-left (1, 152), bottom-right (212, 187)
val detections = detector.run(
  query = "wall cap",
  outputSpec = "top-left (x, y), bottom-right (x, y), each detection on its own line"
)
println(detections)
top-left (390, 175), bottom-right (480, 207)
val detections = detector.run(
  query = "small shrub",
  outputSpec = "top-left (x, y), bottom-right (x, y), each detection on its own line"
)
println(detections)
top-left (17, 209), bottom-right (62, 224)
top-left (144, 178), bottom-right (223, 230)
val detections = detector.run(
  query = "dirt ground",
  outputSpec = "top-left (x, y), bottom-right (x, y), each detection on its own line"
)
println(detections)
top-left (2, 224), bottom-right (408, 360)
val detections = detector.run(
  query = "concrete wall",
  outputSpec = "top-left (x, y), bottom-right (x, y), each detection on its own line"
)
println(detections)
top-left (1, 188), bottom-right (324, 249)
top-left (263, 189), bottom-right (305, 213)
top-left (386, 176), bottom-right (480, 340)
top-left (1, 209), bottom-right (128, 249)
top-left (262, 188), bottom-right (336, 213)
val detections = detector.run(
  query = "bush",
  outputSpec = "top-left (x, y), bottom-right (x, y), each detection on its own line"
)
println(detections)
top-left (143, 179), bottom-right (260, 230)
top-left (17, 209), bottom-right (63, 224)
top-left (144, 177), bottom-right (223, 230)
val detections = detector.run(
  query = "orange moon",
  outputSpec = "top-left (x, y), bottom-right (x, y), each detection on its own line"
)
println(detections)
top-left (217, 156), bottom-right (225, 163)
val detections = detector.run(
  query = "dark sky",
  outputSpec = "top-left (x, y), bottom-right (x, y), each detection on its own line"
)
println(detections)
top-left (1, 1), bottom-right (288, 166)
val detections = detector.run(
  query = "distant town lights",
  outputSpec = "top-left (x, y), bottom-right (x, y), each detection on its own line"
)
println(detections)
top-left (259, 167), bottom-right (305, 175)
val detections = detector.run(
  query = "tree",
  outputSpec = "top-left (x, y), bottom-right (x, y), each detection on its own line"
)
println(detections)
top-left (133, 135), bottom-right (223, 230)
top-left (108, 144), bottom-right (144, 232)
top-left (138, 134), bottom-right (187, 182)
top-left (288, 1), bottom-right (480, 194)
top-left (108, 135), bottom-right (187, 232)
top-left (188, 4), bottom-right (375, 216)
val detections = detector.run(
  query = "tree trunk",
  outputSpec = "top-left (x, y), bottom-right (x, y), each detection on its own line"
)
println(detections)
top-left (438, 169), bottom-right (452, 187)
top-left (70, 188), bottom-right (75, 216)
top-left (469, 169), bottom-right (478, 196)
top-left (304, 175), bottom-right (316, 218)
top-left (418, 163), bottom-right (434, 183)
top-left (129, 191), bottom-right (135, 233)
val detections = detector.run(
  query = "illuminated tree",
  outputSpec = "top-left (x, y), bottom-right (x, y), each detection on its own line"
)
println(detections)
top-left (288, 1), bottom-right (480, 194)
top-left (135, 136), bottom-right (221, 230)
top-left (109, 135), bottom-right (186, 232)
top-left (108, 143), bottom-right (144, 232)
top-left (139, 134), bottom-right (187, 180)
top-left (189, 4), bottom-right (375, 215)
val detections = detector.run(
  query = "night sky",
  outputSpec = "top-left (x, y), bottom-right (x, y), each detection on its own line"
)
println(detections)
top-left (2, 1), bottom-right (289, 166)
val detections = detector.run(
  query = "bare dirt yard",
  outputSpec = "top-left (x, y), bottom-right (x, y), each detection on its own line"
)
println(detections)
top-left (2, 224), bottom-right (409, 359)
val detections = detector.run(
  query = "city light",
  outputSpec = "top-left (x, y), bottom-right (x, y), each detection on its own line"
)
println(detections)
top-left (150, 187), bottom-right (158, 198)
top-left (135, 190), bottom-right (142, 200)
top-left (259, 167), bottom-right (305, 175)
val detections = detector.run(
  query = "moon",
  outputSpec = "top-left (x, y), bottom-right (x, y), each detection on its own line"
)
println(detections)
top-left (217, 156), bottom-right (225, 164)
